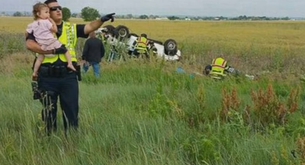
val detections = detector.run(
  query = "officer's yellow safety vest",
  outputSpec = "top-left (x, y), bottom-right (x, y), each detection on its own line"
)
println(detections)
top-left (210, 57), bottom-right (227, 79)
top-left (42, 22), bottom-right (77, 64)
top-left (135, 37), bottom-right (148, 51)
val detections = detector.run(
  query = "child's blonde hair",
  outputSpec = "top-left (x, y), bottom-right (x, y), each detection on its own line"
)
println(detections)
top-left (32, 2), bottom-right (48, 20)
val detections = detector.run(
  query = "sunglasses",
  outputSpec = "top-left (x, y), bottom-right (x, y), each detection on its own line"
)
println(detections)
top-left (49, 6), bottom-right (62, 11)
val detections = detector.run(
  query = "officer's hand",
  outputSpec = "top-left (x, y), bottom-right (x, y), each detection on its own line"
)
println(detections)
top-left (53, 45), bottom-right (67, 54)
top-left (101, 13), bottom-right (115, 22)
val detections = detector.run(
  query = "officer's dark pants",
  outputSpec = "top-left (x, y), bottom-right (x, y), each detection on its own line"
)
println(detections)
top-left (38, 65), bottom-right (79, 134)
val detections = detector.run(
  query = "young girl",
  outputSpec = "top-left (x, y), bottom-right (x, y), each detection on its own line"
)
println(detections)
top-left (26, 2), bottom-right (75, 80)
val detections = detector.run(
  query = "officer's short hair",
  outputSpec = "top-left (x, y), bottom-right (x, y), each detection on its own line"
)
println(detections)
top-left (44, 0), bottom-right (58, 5)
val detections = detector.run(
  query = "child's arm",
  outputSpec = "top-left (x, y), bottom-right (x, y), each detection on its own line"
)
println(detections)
top-left (49, 18), bottom-right (58, 33)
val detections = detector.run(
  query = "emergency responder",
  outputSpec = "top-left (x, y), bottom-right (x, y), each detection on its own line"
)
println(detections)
top-left (25, 0), bottom-right (115, 134)
top-left (131, 33), bottom-right (151, 58)
top-left (204, 57), bottom-right (237, 79)
top-left (204, 57), bottom-right (255, 80)
top-left (82, 31), bottom-right (105, 78)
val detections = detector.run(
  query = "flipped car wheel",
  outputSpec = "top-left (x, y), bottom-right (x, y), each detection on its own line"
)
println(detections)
top-left (103, 25), bottom-right (117, 37)
top-left (164, 39), bottom-right (178, 56)
top-left (115, 25), bottom-right (129, 40)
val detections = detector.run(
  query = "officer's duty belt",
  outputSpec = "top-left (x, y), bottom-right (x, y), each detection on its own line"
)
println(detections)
top-left (38, 64), bottom-right (71, 78)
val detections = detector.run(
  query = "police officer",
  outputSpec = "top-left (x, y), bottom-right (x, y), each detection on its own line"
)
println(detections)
top-left (131, 33), bottom-right (150, 58)
top-left (26, 0), bottom-right (115, 134)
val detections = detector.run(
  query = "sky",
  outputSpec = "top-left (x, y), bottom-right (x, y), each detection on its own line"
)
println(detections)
top-left (1, 0), bottom-right (305, 17)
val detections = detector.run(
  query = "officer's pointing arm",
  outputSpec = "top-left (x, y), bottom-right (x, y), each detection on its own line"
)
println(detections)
top-left (84, 13), bottom-right (115, 35)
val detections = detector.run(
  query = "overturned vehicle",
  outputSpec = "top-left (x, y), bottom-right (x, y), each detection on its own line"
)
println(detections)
top-left (95, 25), bottom-right (182, 61)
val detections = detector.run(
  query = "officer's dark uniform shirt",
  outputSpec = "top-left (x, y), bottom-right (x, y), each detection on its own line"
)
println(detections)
top-left (26, 22), bottom-right (88, 65)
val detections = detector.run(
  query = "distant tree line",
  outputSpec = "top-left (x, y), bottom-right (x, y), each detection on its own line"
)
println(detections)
top-left (168, 15), bottom-right (290, 21)
top-left (7, 7), bottom-right (293, 21)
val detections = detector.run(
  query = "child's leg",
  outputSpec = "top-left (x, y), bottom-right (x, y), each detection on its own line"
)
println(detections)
top-left (32, 55), bottom-right (44, 80)
top-left (65, 52), bottom-right (76, 71)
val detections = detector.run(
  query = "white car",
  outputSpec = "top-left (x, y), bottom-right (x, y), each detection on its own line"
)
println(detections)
top-left (95, 25), bottom-right (182, 61)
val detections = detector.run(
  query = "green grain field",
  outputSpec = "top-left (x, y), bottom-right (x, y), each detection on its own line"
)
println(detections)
top-left (1, 16), bottom-right (305, 165)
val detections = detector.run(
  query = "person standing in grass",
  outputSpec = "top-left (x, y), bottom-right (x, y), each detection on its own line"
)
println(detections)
top-left (26, 2), bottom-right (76, 81)
top-left (25, 0), bottom-right (115, 135)
top-left (82, 31), bottom-right (105, 78)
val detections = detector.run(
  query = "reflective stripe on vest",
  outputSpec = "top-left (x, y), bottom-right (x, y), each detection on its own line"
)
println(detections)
top-left (211, 58), bottom-right (227, 76)
top-left (42, 22), bottom-right (77, 64)
top-left (135, 37), bottom-right (148, 50)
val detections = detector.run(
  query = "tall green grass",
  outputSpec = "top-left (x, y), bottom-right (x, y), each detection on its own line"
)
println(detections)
top-left (1, 19), bottom-right (305, 164)
top-left (1, 53), bottom-right (305, 164)
top-left (0, 32), bottom-right (26, 58)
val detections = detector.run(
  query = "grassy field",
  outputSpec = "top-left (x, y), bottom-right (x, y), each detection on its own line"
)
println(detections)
top-left (2, 16), bottom-right (305, 76)
top-left (1, 16), bottom-right (305, 164)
